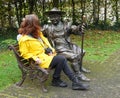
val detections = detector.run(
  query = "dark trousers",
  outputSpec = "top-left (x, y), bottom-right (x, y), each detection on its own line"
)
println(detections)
top-left (49, 55), bottom-right (73, 80)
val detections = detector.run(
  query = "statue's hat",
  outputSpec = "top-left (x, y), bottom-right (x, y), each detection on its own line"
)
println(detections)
top-left (45, 7), bottom-right (65, 16)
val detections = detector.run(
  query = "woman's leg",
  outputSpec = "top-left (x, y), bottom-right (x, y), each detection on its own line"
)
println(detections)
top-left (50, 55), bottom-right (73, 79)
top-left (50, 55), bottom-right (70, 87)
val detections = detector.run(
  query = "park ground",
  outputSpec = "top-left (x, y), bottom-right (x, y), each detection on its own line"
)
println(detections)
top-left (0, 48), bottom-right (120, 98)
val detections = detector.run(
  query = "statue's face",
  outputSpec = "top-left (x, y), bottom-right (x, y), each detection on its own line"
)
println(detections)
top-left (49, 14), bottom-right (61, 25)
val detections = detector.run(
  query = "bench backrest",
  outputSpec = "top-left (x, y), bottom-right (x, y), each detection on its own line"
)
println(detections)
top-left (9, 44), bottom-right (34, 70)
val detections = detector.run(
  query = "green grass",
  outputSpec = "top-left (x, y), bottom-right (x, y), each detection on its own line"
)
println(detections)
top-left (71, 30), bottom-right (120, 62)
top-left (0, 30), bottom-right (120, 91)
top-left (0, 38), bottom-right (16, 50)
top-left (0, 49), bottom-right (21, 91)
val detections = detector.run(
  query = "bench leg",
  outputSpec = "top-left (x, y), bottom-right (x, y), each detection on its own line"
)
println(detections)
top-left (16, 71), bottom-right (27, 86)
top-left (36, 73), bottom-right (48, 92)
top-left (41, 82), bottom-right (48, 92)
top-left (40, 74), bottom-right (49, 92)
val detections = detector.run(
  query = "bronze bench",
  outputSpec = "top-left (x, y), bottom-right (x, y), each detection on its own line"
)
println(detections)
top-left (8, 44), bottom-right (50, 92)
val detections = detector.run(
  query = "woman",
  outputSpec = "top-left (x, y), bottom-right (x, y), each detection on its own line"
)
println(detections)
top-left (17, 14), bottom-right (89, 90)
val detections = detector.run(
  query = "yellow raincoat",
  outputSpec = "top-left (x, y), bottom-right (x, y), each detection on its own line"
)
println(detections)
top-left (18, 32), bottom-right (56, 68)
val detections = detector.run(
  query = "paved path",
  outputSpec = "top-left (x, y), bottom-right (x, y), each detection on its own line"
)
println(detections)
top-left (0, 49), bottom-right (120, 98)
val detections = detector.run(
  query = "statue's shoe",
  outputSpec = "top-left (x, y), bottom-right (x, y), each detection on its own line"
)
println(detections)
top-left (80, 67), bottom-right (91, 73)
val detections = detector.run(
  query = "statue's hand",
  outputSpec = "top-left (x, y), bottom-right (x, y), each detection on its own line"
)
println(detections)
top-left (79, 23), bottom-right (86, 34)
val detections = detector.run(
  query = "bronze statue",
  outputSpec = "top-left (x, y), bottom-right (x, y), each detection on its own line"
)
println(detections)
top-left (42, 8), bottom-right (90, 81)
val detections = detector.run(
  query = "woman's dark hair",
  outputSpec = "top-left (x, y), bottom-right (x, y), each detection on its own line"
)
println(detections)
top-left (18, 14), bottom-right (41, 38)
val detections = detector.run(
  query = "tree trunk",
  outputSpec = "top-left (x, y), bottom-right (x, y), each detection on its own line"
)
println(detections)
top-left (115, 0), bottom-right (119, 23)
top-left (104, 0), bottom-right (107, 25)
top-left (28, 0), bottom-right (35, 14)
top-left (97, 0), bottom-right (100, 25)
top-left (14, 0), bottom-right (20, 26)
top-left (19, 0), bottom-right (23, 23)
top-left (81, 0), bottom-right (86, 19)
top-left (71, 0), bottom-right (75, 24)
top-left (92, 0), bottom-right (98, 25)
top-left (8, 2), bottom-right (12, 27)
top-left (53, 0), bottom-right (59, 8)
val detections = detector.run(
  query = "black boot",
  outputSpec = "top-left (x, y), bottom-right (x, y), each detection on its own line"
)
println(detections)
top-left (71, 76), bottom-right (90, 90)
top-left (52, 78), bottom-right (68, 87)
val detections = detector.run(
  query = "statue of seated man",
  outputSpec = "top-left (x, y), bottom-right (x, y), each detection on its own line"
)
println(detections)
top-left (42, 7), bottom-right (90, 81)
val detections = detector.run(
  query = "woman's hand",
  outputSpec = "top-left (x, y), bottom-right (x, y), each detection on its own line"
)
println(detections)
top-left (35, 57), bottom-right (41, 64)
top-left (48, 52), bottom-right (53, 56)
top-left (48, 51), bottom-right (56, 56)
